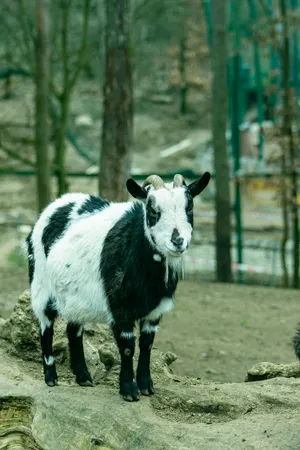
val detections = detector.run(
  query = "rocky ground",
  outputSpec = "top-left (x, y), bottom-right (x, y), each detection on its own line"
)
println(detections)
top-left (1, 290), bottom-right (300, 449)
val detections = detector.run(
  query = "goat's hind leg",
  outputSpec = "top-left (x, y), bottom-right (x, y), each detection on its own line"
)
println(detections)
top-left (40, 299), bottom-right (58, 386)
top-left (66, 323), bottom-right (93, 386)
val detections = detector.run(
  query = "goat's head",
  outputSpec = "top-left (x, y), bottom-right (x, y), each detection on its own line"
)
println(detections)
top-left (126, 172), bottom-right (211, 258)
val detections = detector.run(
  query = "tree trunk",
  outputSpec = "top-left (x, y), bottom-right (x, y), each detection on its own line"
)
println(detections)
top-left (99, 0), bottom-right (133, 201)
top-left (179, 34), bottom-right (188, 115)
top-left (4, 69), bottom-right (12, 99)
top-left (280, 0), bottom-right (299, 288)
top-left (35, 0), bottom-right (51, 212)
top-left (54, 95), bottom-right (70, 196)
top-left (51, 0), bottom-right (91, 197)
top-left (280, 149), bottom-right (289, 287)
top-left (211, 0), bottom-right (232, 282)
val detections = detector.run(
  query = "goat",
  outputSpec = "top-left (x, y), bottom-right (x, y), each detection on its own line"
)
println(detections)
top-left (25, 172), bottom-right (210, 401)
top-left (293, 326), bottom-right (300, 360)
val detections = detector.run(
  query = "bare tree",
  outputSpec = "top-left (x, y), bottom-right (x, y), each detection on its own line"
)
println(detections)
top-left (280, 0), bottom-right (299, 288)
top-left (99, 0), bottom-right (133, 201)
top-left (280, 146), bottom-right (290, 287)
top-left (1, 0), bottom-right (92, 197)
top-left (211, 0), bottom-right (232, 282)
top-left (35, 0), bottom-right (51, 212)
top-left (179, 33), bottom-right (188, 115)
top-left (51, 0), bottom-right (92, 196)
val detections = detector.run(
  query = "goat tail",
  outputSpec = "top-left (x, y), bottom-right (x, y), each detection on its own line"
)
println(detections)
top-left (292, 325), bottom-right (300, 359)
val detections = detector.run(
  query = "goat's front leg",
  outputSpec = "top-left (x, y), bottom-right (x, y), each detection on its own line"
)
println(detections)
top-left (66, 323), bottom-right (93, 386)
top-left (112, 320), bottom-right (139, 402)
top-left (137, 318), bottom-right (160, 396)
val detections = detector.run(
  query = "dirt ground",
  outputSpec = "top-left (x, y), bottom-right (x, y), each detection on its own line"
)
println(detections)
top-left (156, 281), bottom-right (300, 382)
top-left (2, 295), bottom-right (300, 450)
top-left (1, 266), bottom-right (299, 384)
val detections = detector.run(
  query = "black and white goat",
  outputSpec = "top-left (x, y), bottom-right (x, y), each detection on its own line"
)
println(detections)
top-left (25, 172), bottom-right (210, 401)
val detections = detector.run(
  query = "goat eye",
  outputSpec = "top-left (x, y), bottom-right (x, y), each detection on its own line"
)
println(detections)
top-left (187, 207), bottom-right (193, 215)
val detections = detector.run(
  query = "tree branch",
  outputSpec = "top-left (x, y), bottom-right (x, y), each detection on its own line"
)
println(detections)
top-left (50, 81), bottom-right (62, 101)
top-left (61, 0), bottom-right (72, 93)
top-left (0, 10), bottom-right (31, 68)
top-left (17, 0), bottom-right (34, 68)
top-left (69, 0), bottom-right (92, 90)
top-left (257, 0), bottom-right (283, 56)
top-left (0, 141), bottom-right (36, 167)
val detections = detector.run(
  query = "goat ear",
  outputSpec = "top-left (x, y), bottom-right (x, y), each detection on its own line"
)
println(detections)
top-left (126, 179), bottom-right (148, 200)
top-left (187, 172), bottom-right (211, 198)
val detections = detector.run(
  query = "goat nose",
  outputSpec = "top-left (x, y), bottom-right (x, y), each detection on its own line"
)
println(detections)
top-left (171, 234), bottom-right (184, 248)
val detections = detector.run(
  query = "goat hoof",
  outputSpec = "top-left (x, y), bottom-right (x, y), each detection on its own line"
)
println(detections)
top-left (44, 365), bottom-right (58, 387)
top-left (78, 379), bottom-right (93, 387)
top-left (140, 388), bottom-right (154, 396)
top-left (122, 394), bottom-right (139, 402)
top-left (75, 369), bottom-right (93, 387)
top-left (120, 380), bottom-right (139, 402)
top-left (46, 379), bottom-right (58, 387)
top-left (137, 375), bottom-right (154, 396)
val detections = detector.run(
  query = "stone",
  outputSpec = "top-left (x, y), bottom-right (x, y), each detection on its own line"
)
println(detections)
top-left (2, 291), bottom-right (300, 449)
top-left (246, 361), bottom-right (300, 381)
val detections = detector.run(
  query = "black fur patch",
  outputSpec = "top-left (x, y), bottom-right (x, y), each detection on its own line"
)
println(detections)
top-left (171, 228), bottom-right (180, 241)
top-left (185, 189), bottom-right (194, 226)
top-left (42, 202), bottom-right (75, 257)
top-left (40, 324), bottom-right (57, 386)
top-left (44, 298), bottom-right (58, 321)
top-left (67, 323), bottom-right (92, 385)
top-left (136, 318), bottom-right (160, 395)
top-left (77, 196), bottom-right (109, 215)
top-left (146, 197), bottom-right (161, 228)
top-left (112, 326), bottom-right (138, 401)
top-left (100, 203), bottom-right (178, 323)
top-left (25, 231), bottom-right (35, 284)
top-left (40, 298), bottom-right (58, 386)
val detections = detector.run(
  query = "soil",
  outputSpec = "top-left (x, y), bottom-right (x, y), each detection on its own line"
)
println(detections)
top-left (1, 290), bottom-right (300, 450)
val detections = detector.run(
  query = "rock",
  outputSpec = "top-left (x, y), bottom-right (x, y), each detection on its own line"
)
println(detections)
top-left (1, 290), bottom-right (102, 371)
top-left (1, 290), bottom-right (40, 358)
top-left (0, 317), bottom-right (7, 339)
top-left (99, 342), bottom-right (119, 370)
top-left (2, 355), bottom-right (300, 450)
top-left (164, 351), bottom-right (177, 366)
top-left (246, 361), bottom-right (300, 381)
top-left (2, 291), bottom-right (300, 449)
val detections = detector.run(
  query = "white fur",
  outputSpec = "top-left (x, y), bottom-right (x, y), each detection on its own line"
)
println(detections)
top-left (141, 322), bottom-right (159, 334)
top-left (46, 202), bottom-right (132, 324)
top-left (120, 331), bottom-right (135, 339)
top-left (44, 355), bottom-right (54, 366)
top-left (145, 297), bottom-right (174, 321)
top-left (30, 193), bottom-right (90, 325)
top-left (30, 197), bottom-right (132, 326)
top-left (76, 326), bottom-right (83, 337)
top-left (144, 187), bottom-right (190, 271)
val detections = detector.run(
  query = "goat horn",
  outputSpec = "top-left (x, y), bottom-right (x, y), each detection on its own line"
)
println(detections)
top-left (173, 174), bottom-right (186, 188)
top-left (142, 175), bottom-right (166, 190)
